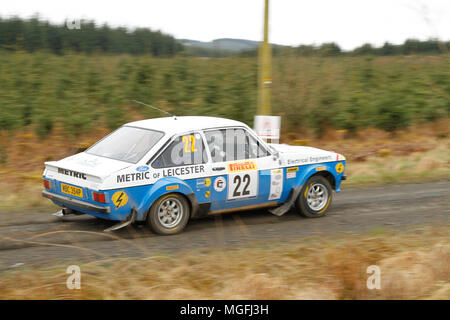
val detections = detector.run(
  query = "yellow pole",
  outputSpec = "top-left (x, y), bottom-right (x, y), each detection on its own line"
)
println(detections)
top-left (257, 0), bottom-right (272, 115)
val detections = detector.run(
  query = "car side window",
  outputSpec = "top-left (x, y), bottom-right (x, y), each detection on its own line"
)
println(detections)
top-left (152, 132), bottom-right (207, 168)
top-left (245, 130), bottom-right (269, 159)
top-left (204, 128), bottom-right (269, 163)
top-left (204, 129), bottom-right (227, 163)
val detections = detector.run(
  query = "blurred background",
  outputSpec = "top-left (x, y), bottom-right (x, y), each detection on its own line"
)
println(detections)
top-left (0, 0), bottom-right (448, 300)
top-left (0, 1), bottom-right (449, 209)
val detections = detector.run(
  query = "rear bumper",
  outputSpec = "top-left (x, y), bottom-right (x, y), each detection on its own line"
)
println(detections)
top-left (42, 190), bottom-right (110, 214)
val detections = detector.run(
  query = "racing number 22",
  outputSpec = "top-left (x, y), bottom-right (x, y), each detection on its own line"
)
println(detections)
top-left (182, 135), bottom-right (197, 153)
top-left (228, 171), bottom-right (258, 200)
top-left (233, 174), bottom-right (250, 197)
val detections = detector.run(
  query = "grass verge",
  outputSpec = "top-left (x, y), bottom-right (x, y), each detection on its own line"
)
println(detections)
top-left (0, 122), bottom-right (448, 211)
top-left (344, 142), bottom-right (450, 187)
top-left (0, 225), bottom-right (448, 299)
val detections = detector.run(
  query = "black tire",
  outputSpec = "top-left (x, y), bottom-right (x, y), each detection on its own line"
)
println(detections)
top-left (296, 175), bottom-right (333, 218)
top-left (147, 193), bottom-right (190, 235)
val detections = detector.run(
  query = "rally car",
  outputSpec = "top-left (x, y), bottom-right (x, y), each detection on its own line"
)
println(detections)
top-left (42, 116), bottom-right (346, 235)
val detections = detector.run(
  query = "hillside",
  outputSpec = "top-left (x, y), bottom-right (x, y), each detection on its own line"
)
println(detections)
top-left (179, 38), bottom-right (261, 52)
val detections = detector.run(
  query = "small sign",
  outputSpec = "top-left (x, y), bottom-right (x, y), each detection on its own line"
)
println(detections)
top-left (254, 115), bottom-right (281, 141)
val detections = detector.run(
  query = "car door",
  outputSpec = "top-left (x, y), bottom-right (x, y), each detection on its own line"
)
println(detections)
top-left (203, 127), bottom-right (281, 212)
top-left (151, 131), bottom-right (213, 204)
top-left (244, 129), bottom-right (285, 202)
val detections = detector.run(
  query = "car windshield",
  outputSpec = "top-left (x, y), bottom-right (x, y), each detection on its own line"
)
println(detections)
top-left (86, 126), bottom-right (164, 163)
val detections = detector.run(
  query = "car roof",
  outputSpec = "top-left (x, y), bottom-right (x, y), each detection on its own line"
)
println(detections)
top-left (125, 116), bottom-right (249, 135)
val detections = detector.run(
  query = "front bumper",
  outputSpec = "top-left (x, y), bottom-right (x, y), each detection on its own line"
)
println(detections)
top-left (42, 190), bottom-right (110, 214)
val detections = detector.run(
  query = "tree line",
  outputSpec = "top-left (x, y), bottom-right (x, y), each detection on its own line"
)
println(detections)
top-left (1, 16), bottom-right (449, 58)
top-left (0, 16), bottom-right (183, 56)
top-left (0, 52), bottom-right (448, 140)
top-left (238, 40), bottom-right (450, 58)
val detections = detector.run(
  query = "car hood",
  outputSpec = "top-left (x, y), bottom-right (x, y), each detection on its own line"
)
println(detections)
top-left (270, 144), bottom-right (331, 155)
top-left (269, 143), bottom-right (344, 163)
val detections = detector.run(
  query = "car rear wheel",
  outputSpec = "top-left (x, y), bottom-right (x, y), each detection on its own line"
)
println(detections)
top-left (147, 193), bottom-right (190, 235)
top-left (296, 175), bottom-right (332, 218)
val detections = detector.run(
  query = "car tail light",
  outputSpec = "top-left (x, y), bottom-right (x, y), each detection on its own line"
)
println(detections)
top-left (92, 191), bottom-right (106, 203)
top-left (43, 179), bottom-right (52, 189)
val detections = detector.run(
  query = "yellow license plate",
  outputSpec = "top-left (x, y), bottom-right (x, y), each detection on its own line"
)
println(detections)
top-left (61, 183), bottom-right (83, 198)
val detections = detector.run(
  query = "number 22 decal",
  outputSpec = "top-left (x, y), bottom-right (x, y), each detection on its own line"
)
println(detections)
top-left (228, 172), bottom-right (258, 200)
top-left (233, 174), bottom-right (251, 197)
top-left (182, 135), bottom-right (198, 153)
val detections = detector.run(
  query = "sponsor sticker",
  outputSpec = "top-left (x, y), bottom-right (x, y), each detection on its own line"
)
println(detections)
top-left (214, 176), bottom-right (226, 192)
top-left (335, 163), bottom-right (344, 174)
top-left (287, 155), bottom-right (333, 165)
top-left (117, 165), bottom-right (205, 183)
top-left (204, 178), bottom-right (211, 187)
top-left (315, 166), bottom-right (326, 171)
top-left (58, 168), bottom-right (87, 180)
top-left (196, 179), bottom-right (206, 188)
top-left (205, 191), bottom-right (210, 198)
top-left (117, 172), bottom-right (150, 183)
top-left (136, 165), bottom-right (149, 172)
top-left (287, 167), bottom-right (299, 173)
top-left (269, 169), bottom-right (283, 200)
top-left (166, 185), bottom-right (179, 191)
top-left (161, 165), bottom-right (205, 177)
top-left (227, 160), bottom-right (257, 173)
top-left (111, 191), bottom-right (128, 209)
top-left (286, 172), bottom-right (296, 179)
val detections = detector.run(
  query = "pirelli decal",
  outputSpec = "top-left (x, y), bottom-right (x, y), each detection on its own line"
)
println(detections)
top-left (286, 167), bottom-right (299, 173)
top-left (227, 160), bottom-right (257, 173)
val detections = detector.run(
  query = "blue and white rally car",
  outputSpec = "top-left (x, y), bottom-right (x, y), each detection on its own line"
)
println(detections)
top-left (42, 116), bottom-right (346, 235)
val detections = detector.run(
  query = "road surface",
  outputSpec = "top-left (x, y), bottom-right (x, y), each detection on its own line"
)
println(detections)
top-left (0, 181), bottom-right (448, 270)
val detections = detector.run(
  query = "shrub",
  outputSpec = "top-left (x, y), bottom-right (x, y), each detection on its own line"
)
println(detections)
top-left (35, 113), bottom-right (53, 139)
top-left (375, 99), bottom-right (410, 133)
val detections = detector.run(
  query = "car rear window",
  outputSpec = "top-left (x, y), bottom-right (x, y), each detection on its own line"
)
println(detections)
top-left (86, 126), bottom-right (164, 163)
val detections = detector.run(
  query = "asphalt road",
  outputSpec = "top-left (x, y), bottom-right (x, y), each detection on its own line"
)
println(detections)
top-left (0, 181), bottom-right (448, 271)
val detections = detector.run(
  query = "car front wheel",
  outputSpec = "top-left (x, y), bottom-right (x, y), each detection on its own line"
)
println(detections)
top-left (296, 175), bottom-right (332, 218)
top-left (147, 193), bottom-right (190, 235)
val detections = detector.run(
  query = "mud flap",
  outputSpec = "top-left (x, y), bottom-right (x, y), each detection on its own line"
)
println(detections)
top-left (269, 185), bottom-right (302, 217)
top-left (104, 208), bottom-right (137, 232)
